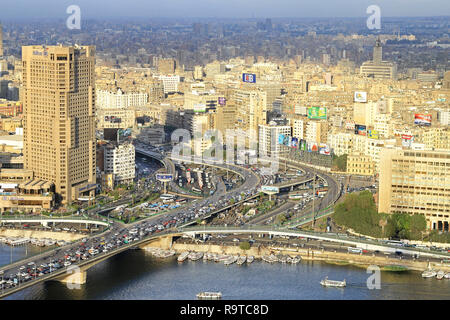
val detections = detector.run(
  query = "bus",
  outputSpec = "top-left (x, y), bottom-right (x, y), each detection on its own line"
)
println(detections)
top-left (386, 240), bottom-right (404, 247)
top-left (288, 192), bottom-right (303, 200)
top-left (160, 194), bottom-right (176, 200)
top-left (176, 198), bottom-right (187, 204)
top-left (348, 247), bottom-right (362, 254)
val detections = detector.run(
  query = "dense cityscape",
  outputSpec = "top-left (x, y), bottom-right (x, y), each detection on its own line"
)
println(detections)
top-left (0, 1), bottom-right (448, 305)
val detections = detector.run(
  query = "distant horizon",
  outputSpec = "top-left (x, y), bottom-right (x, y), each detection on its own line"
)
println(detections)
top-left (1, 15), bottom-right (449, 23)
top-left (0, 0), bottom-right (449, 21)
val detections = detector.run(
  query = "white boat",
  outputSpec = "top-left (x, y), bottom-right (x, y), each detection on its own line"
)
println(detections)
top-left (236, 256), bottom-right (246, 265)
top-left (224, 256), bottom-right (237, 266)
top-left (422, 270), bottom-right (437, 278)
top-left (216, 254), bottom-right (230, 263)
top-left (289, 256), bottom-right (302, 264)
top-left (262, 254), bottom-right (278, 263)
top-left (188, 252), bottom-right (203, 261)
top-left (246, 256), bottom-right (254, 264)
top-left (423, 270), bottom-right (437, 278)
top-left (278, 255), bottom-right (288, 263)
top-left (177, 251), bottom-right (190, 262)
top-left (436, 270), bottom-right (445, 280)
top-left (444, 273), bottom-right (450, 279)
top-left (196, 292), bottom-right (222, 300)
top-left (320, 277), bottom-right (346, 288)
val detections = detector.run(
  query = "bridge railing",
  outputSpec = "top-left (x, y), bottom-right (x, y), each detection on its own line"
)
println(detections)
top-left (177, 225), bottom-right (450, 258)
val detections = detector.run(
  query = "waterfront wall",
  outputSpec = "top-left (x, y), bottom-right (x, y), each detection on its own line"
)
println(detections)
top-left (0, 228), bottom-right (84, 241)
top-left (146, 241), bottom-right (450, 272)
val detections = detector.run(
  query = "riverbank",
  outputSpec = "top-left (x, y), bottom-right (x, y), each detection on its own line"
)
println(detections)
top-left (0, 228), bottom-right (84, 242)
top-left (149, 242), bottom-right (450, 273)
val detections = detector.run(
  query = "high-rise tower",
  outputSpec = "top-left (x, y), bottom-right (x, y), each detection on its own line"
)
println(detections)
top-left (0, 23), bottom-right (3, 56)
top-left (22, 45), bottom-right (96, 204)
top-left (373, 36), bottom-right (382, 64)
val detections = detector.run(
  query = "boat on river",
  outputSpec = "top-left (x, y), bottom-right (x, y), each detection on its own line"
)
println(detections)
top-left (177, 251), bottom-right (189, 262)
top-left (197, 292), bottom-right (222, 300)
top-left (436, 270), bottom-right (445, 280)
top-left (262, 254), bottom-right (278, 263)
top-left (320, 277), bottom-right (346, 288)
top-left (236, 256), bottom-right (246, 265)
top-left (246, 256), bottom-right (254, 264)
top-left (421, 269), bottom-right (437, 278)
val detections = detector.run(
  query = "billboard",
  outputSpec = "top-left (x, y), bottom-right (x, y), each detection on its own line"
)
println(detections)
top-left (218, 97), bottom-right (226, 105)
top-left (318, 144), bottom-right (330, 155)
top-left (299, 139), bottom-right (307, 151)
top-left (242, 73), bottom-right (256, 83)
top-left (402, 135), bottom-right (414, 148)
top-left (354, 91), bottom-right (367, 103)
top-left (278, 134), bottom-right (291, 146)
top-left (354, 124), bottom-right (367, 136)
top-left (156, 174), bottom-right (173, 182)
top-left (307, 107), bottom-right (327, 120)
top-left (291, 137), bottom-right (298, 148)
top-left (261, 185), bottom-right (279, 193)
top-left (368, 130), bottom-right (379, 139)
top-left (414, 114), bottom-right (432, 126)
top-left (308, 142), bottom-right (319, 152)
top-left (193, 104), bottom-right (206, 113)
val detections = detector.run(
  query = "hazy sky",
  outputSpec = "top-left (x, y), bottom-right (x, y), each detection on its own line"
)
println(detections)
top-left (1, 0), bottom-right (449, 20)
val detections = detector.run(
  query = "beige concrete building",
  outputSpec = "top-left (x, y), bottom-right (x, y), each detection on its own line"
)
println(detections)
top-left (22, 45), bottom-right (96, 205)
top-left (346, 152), bottom-right (374, 176)
top-left (379, 148), bottom-right (450, 231)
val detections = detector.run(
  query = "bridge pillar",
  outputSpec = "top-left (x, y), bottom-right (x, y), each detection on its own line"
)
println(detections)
top-left (57, 270), bottom-right (87, 285)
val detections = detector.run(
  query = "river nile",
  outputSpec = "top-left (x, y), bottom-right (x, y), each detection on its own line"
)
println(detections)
top-left (2, 247), bottom-right (449, 300)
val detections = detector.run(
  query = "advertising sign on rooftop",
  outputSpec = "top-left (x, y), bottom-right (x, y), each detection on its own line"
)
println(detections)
top-left (307, 107), bottom-right (327, 120)
top-left (354, 91), bottom-right (367, 103)
top-left (242, 73), bottom-right (256, 83)
top-left (414, 114), bottom-right (431, 126)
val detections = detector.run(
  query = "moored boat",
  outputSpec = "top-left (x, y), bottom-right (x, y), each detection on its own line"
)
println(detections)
top-left (422, 270), bottom-right (437, 278)
top-left (246, 255), bottom-right (254, 264)
top-left (236, 255), bottom-right (246, 265)
top-left (436, 270), bottom-right (445, 280)
top-left (177, 251), bottom-right (190, 262)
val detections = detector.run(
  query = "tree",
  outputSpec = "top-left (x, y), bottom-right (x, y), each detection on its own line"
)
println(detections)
top-left (332, 154), bottom-right (348, 172)
top-left (239, 241), bottom-right (251, 250)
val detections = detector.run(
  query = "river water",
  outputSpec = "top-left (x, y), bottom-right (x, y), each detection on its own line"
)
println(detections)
top-left (2, 247), bottom-right (449, 300)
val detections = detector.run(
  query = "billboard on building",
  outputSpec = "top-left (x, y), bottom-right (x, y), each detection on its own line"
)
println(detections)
top-left (402, 135), bottom-right (414, 148)
top-left (299, 139), bottom-right (307, 151)
top-left (308, 142), bottom-right (319, 152)
top-left (318, 144), bottom-right (330, 155)
top-left (193, 104), bottom-right (206, 113)
top-left (307, 107), bottom-right (327, 120)
top-left (354, 91), bottom-right (367, 103)
top-left (414, 114), bottom-right (432, 126)
top-left (368, 130), bottom-right (379, 139)
top-left (242, 73), bottom-right (256, 83)
top-left (218, 97), bottom-right (226, 105)
top-left (354, 124), bottom-right (367, 136)
top-left (291, 137), bottom-right (298, 148)
top-left (278, 134), bottom-right (285, 145)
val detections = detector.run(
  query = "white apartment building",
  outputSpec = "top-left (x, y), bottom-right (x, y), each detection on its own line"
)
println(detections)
top-left (439, 110), bottom-right (450, 126)
top-left (374, 114), bottom-right (392, 138)
top-left (104, 143), bottom-right (136, 185)
top-left (157, 75), bottom-right (180, 94)
top-left (96, 88), bottom-right (148, 109)
top-left (258, 124), bottom-right (291, 158)
top-left (327, 132), bottom-right (354, 156)
top-left (292, 119), bottom-right (305, 140)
